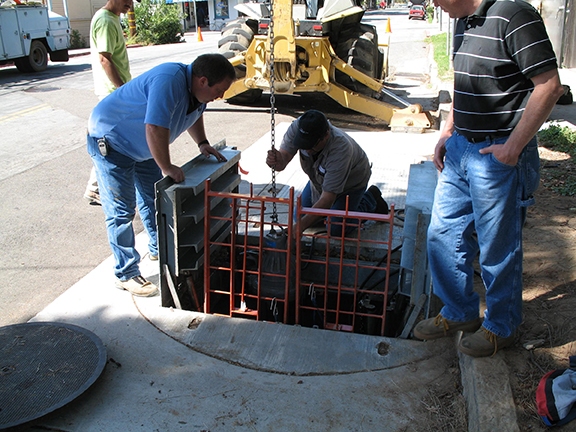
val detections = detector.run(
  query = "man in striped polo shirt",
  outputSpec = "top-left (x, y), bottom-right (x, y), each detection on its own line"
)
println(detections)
top-left (414, 0), bottom-right (564, 357)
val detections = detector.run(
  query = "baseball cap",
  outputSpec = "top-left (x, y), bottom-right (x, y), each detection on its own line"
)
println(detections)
top-left (293, 110), bottom-right (329, 150)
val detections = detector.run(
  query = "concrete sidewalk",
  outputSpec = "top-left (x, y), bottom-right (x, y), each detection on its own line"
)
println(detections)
top-left (8, 126), bottom-right (522, 432)
top-left (27, 250), bottom-right (460, 432)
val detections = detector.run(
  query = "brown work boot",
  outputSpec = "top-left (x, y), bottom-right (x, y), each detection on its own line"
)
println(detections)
top-left (413, 314), bottom-right (482, 340)
top-left (458, 327), bottom-right (515, 357)
top-left (115, 275), bottom-right (158, 297)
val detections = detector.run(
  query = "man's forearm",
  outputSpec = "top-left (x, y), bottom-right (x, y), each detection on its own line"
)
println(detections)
top-left (273, 151), bottom-right (289, 171)
top-left (100, 54), bottom-right (124, 89)
top-left (298, 191), bottom-right (337, 232)
top-left (146, 124), bottom-right (172, 171)
top-left (440, 106), bottom-right (454, 140)
top-left (187, 117), bottom-right (207, 145)
top-left (505, 69), bottom-right (564, 157)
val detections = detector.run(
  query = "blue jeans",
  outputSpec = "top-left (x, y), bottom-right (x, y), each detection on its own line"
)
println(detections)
top-left (301, 181), bottom-right (377, 236)
top-left (87, 135), bottom-right (161, 281)
top-left (427, 132), bottom-right (540, 337)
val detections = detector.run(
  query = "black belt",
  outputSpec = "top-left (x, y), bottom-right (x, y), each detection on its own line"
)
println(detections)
top-left (459, 132), bottom-right (510, 144)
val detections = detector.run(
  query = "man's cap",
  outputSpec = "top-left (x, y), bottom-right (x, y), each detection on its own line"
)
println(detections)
top-left (537, 356), bottom-right (576, 427)
top-left (293, 110), bottom-right (329, 150)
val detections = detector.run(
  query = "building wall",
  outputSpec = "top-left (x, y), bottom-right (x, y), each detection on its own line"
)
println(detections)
top-left (52, 0), bottom-right (243, 40)
top-left (50, 0), bottom-right (106, 43)
top-left (563, 0), bottom-right (575, 67)
top-left (528, 0), bottom-right (575, 68)
top-left (207, 0), bottom-right (240, 26)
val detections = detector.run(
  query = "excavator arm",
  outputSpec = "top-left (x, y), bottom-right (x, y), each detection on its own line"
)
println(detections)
top-left (221, 0), bottom-right (433, 133)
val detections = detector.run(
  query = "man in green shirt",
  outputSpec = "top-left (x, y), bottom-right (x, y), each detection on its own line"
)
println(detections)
top-left (84, 0), bottom-right (134, 205)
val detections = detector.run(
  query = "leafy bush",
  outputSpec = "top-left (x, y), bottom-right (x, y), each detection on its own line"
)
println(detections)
top-left (70, 29), bottom-right (87, 49)
top-left (127, 0), bottom-right (183, 45)
top-left (538, 123), bottom-right (576, 196)
top-left (538, 123), bottom-right (576, 154)
top-left (426, 5), bottom-right (434, 23)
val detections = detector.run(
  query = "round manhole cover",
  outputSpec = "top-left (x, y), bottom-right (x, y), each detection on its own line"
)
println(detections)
top-left (0, 322), bottom-right (106, 429)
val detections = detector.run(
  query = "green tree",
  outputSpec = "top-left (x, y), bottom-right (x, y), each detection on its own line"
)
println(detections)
top-left (128, 0), bottom-right (183, 45)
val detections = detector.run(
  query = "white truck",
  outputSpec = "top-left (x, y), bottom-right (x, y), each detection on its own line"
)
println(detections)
top-left (0, 1), bottom-right (71, 72)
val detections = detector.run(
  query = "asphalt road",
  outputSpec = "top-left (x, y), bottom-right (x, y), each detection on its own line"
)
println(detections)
top-left (0, 8), bottom-right (439, 327)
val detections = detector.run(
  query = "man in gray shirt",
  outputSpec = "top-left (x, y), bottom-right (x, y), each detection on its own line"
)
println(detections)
top-left (266, 110), bottom-right (387, 236)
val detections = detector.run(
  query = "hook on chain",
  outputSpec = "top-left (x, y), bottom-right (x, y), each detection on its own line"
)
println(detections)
top-left (270, 297), bottom-right (279, 322)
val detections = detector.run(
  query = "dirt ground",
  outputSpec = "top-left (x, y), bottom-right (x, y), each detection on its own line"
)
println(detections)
top-left (498, 146), bottom-right (576, 431)
top-left (418, 145), bottom-right (576, 431)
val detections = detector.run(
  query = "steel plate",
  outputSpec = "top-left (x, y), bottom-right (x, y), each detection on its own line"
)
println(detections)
top-left (0, 322), bottom-right (106, 429)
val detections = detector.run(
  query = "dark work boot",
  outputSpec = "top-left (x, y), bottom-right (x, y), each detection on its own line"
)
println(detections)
top-left (367, 185), bottom-right (389, 214)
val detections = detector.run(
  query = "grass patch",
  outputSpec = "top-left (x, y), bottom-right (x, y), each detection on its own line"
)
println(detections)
top-left (538, 123), bottom-right (576, 196)
top-left (426, 33), bottom-right (452, 81)
top-left (538, 123), bottom-right (576, 154)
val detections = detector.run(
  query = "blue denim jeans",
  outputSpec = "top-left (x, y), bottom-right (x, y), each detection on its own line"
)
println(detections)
top-left (301, 181), bottom-right (377, 236)
top-left (427, 132), bottom-right (540, 337)
top-left (87, 135), bottom-right (161, 281)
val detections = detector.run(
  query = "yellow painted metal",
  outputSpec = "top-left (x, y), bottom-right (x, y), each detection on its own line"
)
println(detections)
top-left (325, 81), bottom-right (432, 132)
top-left (326, 82), bottom-right (395, 122)
top-left (389, 109), bottom-right (433, 133)
top-left (223, 8), bottom-right (432, 131)
top-left (268, 0), bottom-right (297, 77)
top-left (331, 54), bottom-right (384, 92)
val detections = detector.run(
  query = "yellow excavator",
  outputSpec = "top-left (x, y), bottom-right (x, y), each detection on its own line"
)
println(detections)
top-left (218, 0), bottom-right (432, 132)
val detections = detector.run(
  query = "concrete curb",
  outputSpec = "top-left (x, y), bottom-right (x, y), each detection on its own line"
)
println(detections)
top-left (459, 349), bottom-right (520, 432)
top-left (68, 49), bottom-right (90, 58)
top-left (68, 43), bottom-right (144, 59)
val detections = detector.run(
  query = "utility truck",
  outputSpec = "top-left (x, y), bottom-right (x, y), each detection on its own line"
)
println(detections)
top-left (0, 0), bottom-right (71, 73)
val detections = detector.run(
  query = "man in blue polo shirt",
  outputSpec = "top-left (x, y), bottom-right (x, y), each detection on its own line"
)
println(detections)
top-left (413, 0), bottom-right (564, 357)
top-left (87, 53), bottom-right (235, 297)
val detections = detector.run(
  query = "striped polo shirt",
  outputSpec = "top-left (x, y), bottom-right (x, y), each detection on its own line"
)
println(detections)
top-left (452, 0), bottom-right (558, 141)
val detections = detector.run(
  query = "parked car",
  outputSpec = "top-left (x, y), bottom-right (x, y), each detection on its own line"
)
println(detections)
top-left (408, 5), bottom-right (426, 20)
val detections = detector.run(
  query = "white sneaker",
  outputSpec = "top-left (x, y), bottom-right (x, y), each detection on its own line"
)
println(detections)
top-left (84, 189), bottom-right (101, 206)
top-left (115, 275), bottom-right (158, 297)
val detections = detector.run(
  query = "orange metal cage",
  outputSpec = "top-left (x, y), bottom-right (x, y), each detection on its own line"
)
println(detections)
top-left (203, 179), bottom-right (396, 336)
top-left (295, 195), bottom-right (395, 336)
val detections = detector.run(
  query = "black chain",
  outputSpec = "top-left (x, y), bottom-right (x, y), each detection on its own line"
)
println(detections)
top-left (269, 0), bottom-right (278, 227)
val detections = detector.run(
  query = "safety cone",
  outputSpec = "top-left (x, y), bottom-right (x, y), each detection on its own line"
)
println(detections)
top-left (385, 17), bottom-right (392, 33)
top-left (197, 26), bottom-right (204, 42)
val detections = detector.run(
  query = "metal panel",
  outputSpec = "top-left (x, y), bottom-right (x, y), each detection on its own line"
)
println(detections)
top-left (16, 7), bottom-right (49, 39)
top-left (156, 143), bottom-right (241, 308)
top-left (0, 9), bottom-right (24, 59)
top-left (399, 161), bottom-right (436, 273)
top-left (398, 161), bottom-right (437, 317)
